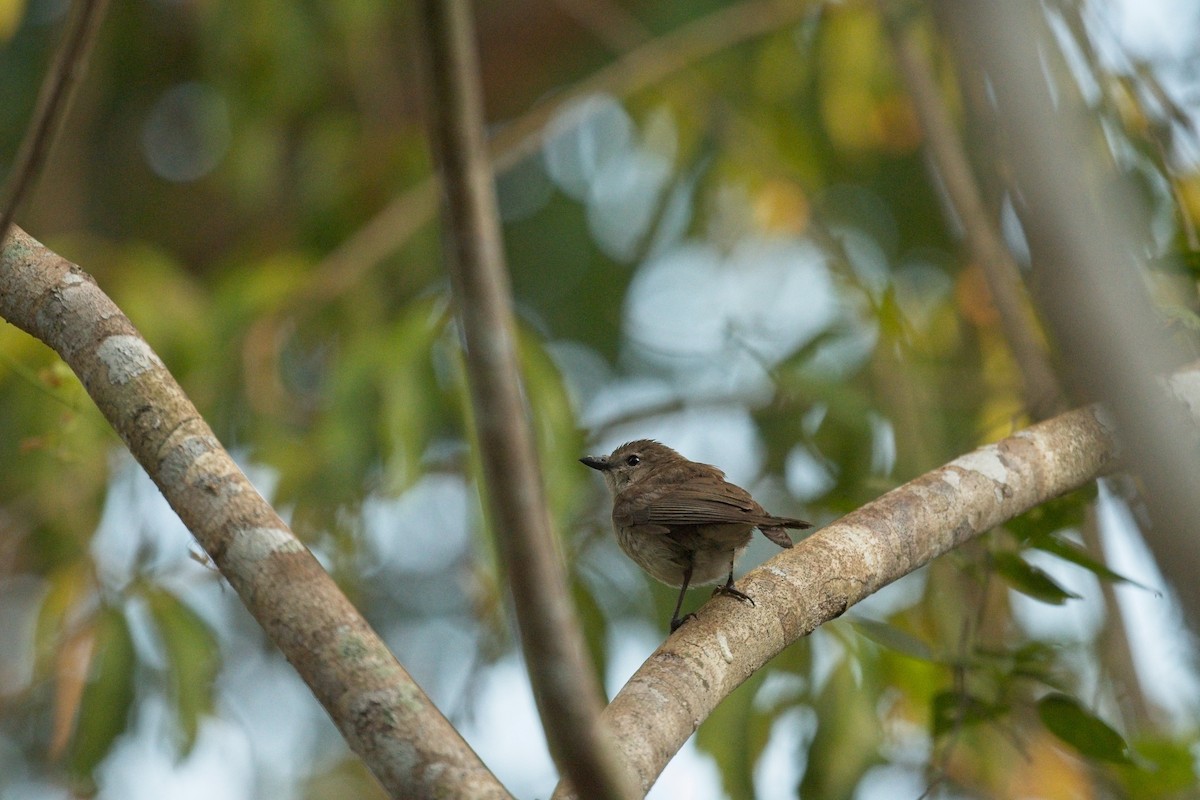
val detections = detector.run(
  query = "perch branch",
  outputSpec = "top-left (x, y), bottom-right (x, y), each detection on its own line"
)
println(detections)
top-left (553, 363), bottom-right (1200, 797)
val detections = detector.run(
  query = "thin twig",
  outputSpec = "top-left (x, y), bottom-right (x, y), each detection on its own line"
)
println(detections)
top-left (1080, 500), bottom-right (1155, 730)
top-left (551, 0), bottom-right (651, 52)
top-left (415, 1), bottom-right (637, 798)
top-left (0, 0), bottom-right (111, 244)
top-left (305, 0), bottom-right (812, 310)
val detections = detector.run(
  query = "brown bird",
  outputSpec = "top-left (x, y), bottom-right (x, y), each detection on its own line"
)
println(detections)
top-left (581, 439), bottom-right (811, 632)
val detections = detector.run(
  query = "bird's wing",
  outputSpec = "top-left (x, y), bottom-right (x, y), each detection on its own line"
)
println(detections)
top-left (615, 484), bottom-right (764, 528)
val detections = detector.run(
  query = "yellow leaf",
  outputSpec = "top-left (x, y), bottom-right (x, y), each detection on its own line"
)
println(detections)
top-left (0, 0), bottom-right (25, 41)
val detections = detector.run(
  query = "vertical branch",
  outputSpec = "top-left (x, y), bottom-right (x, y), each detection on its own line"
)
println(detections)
top-left (414, 2), bottom-right (637, 799)
top-left (935, 0), bottom-right (1200, 629)
top-left (0, 0), bottom-right (110, 242)
top-left (879, 2), bottom-right (1157, 730)
top-left (876, 0), bottom-right (1064, 421)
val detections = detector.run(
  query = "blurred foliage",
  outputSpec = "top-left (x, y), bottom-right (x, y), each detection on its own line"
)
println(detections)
top-left (2, 0), bottom-right (1200, 797)
top-left (61, 605), bottom-right (135, 790)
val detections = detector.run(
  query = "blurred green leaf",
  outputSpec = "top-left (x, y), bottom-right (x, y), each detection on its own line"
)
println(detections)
top-left (1147, 250), bottom-right (1200, 277)
top-left (849, 617), bottom-right (934, 662)
top-left (1003, 487), bottom-right (1093, 542)
top-left (931, 691), bottom-right (1007, 738)
top-left (973, 641), bottom-right (1061, 689)
top-left (696, 670), bottom-right (770, 800)
top-left (876, 287), bottom-right (912, 343)
top-left (301, 755), bottom-right (391, 800)
top-left (570, 575), bottom-right (609, 700)
top-left (380, 295), bottom-right (453, 495)
top-left (1037, 693), bottom-right (1132, 764)
top-left (145, 587), bottom-right (220, 754)
top-left (768, 639), bottom-right (814, 695)
top-left (34, 564), bottom-right (93, 679)
top-left (1029, 534), bottom-right (1154, 591)
top-left (801, 660), bottom-right (883, 800)
top-left (1115, 735), bottom-right (1200, 798)
top-left (516, 327), bottom-right (587, 531)
top-left (214, 251), bottom-right (317, 322)
top-left (0, 0), bottom-right (24, 41)
top-left (103, 241), bottom-right (216, 374)
top-left (991, 552), bottom-right (1080, 605)
top-left (66, 606), bottom-right (136, 788)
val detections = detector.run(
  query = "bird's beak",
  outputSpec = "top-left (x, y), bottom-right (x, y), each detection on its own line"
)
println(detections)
top-left (579, 455), bottom-right (607, 471)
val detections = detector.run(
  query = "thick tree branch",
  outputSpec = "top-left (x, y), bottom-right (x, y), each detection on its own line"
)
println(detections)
top-left (0, 227), bottom-right (510, 800)
top-left (0, 0), bottom-right (110, 243)
top-left (415, 2), bottom-right (636, 799)
top-left (553, 364), bottom-right (1200, 798)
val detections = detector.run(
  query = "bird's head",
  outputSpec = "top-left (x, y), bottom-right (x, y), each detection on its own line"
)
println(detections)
top-left (579, 439), bottom-right (681, 494)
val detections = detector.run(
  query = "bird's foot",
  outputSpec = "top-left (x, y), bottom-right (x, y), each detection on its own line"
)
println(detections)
top-left (712, 584), bottom-right (756, 607)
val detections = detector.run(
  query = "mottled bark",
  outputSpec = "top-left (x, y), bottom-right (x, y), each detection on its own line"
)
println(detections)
top-left (0, 227), bottom-right (510, 800)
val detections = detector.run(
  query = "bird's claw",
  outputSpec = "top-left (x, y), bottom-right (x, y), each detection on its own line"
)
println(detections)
top-left (713, 584), bottom-right (756, 607)
top-left (670, 612), bottom-right (698, 633)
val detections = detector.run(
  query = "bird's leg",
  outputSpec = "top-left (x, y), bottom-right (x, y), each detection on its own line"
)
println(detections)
top-left (670, 559), bottom-right (696, 633)
top-left (712, 555), bottom-right (755, 607)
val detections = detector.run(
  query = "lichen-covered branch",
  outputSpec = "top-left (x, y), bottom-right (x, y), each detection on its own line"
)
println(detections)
top-left (0, 227), bottom-right (511, 800)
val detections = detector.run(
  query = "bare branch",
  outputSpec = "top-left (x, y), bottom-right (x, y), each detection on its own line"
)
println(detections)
top-left (414, 2), bottom-right (637, 799)
top-left (0, 0), bottom-right (110, 243)
top-left (553, 364), bottom-right (1200, 797)
top-left (1080, 500), bottom-right (1155, 730)
top-left (0, 227), bottom-right (510, 800)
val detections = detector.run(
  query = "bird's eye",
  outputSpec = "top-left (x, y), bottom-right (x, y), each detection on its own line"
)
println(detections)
top-left (625, 454), bottom-right (641, 466)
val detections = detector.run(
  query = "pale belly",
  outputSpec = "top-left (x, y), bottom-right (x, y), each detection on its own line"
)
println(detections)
top-left (614, 523), bottom-right (754, 587)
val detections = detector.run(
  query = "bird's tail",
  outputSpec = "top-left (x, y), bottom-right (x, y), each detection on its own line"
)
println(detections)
top-left (759, 516), bottom-right (812, 549)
